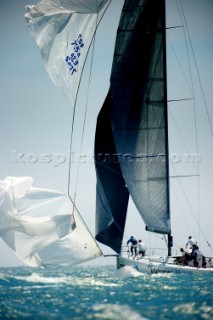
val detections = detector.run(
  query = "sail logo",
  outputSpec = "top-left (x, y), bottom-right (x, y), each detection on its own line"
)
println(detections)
top-left (65, 34), bottom-right (84, 75)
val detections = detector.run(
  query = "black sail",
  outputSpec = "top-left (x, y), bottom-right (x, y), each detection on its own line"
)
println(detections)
top-left (95, 93), bottom-right (129, 253)
top-left (95, 0), bottom-right (170, 253)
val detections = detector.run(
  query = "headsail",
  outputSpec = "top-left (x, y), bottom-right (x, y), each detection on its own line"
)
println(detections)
top-left (17, 0), bottom-right (112, 267)
top-left (0, 177), bottom-right (102, 267)
top-left (95, 0), bottom-right (170, 246)
top-left (95, 93), bottom-right (129, 254)
top-left (25, 0), bottom-right (111, 105)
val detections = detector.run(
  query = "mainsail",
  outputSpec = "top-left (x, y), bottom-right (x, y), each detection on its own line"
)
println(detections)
top-left (0, 177), bottom-right (101, 267)
top-left (95, 0), bottom-right (170, 253)
top-left (25, 0), bottom-right (111, 105)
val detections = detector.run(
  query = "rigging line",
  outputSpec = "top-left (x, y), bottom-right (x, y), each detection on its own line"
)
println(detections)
top-left (70, 0), bottom-right (113, 208)
top-left (167, 35), bottom-right (192, 95)
top-left (168, 109), bottom-right (199, 175)
top-left (72, 43), bottom-right (95, 208)
top-left (67, 77), bottom-right (80, 198)
top-left (179, 0), bottom-right (213, 138)
top-left (175, 1), bottom-right (197, 146)
top-left (67, 50), bottom-right (96, 204)
top-left (68, 3), bottom-right (109, 252)
top-left (66, 2), bottom-right (100, 199)
top-left (175, 0), bottom-right (194, 97)
top-left (69, 197), bottom-right (103, 253)
top-left (177, 0), bottom-right (201, 243)
top-left (66, 1), bottom-right (112, 249)
top-left (170, 161), bottom-right (212, 250)
top-left (170, 183), bottom-right (191, 233)
top-left (179, 0), bottom-right (206, 246)
top-left (72, 4), bottom-right (99, 209)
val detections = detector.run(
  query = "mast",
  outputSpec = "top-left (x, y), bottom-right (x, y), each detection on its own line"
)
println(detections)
top-left (163, 0), bottom-right (173, 256)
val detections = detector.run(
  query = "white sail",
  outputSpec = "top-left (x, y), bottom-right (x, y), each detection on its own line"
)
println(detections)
top-left (25, 0), bottom-right (111, 105)
top-left (0, 177), bottom-right (102, 267)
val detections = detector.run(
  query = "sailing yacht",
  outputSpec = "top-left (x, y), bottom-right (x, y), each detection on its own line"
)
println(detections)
top-left (94, 0), bottom-right (213, 275)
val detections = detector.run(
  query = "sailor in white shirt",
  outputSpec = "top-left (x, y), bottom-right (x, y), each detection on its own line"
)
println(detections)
top-left (186, 236), bottom-right (197, 250)
top-left (133, 239), bottom-right (146, 259)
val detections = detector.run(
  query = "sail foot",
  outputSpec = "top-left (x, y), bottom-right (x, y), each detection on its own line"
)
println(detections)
top-left (145, 225), bottom-right (171, 235)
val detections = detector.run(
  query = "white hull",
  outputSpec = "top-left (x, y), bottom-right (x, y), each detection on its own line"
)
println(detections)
top-left (118, 255), bottom-right (213, 275)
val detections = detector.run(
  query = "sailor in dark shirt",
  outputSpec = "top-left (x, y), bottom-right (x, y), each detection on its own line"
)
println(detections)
top-left (127, 236), bottom-right (138, 256)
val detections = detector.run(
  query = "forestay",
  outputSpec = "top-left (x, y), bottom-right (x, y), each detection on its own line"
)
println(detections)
top-left (25, 0), bottom-right (111, 105)
top-left (0, 177), bottom-right (102, 267)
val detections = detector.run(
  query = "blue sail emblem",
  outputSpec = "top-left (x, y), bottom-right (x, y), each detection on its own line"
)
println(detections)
top-left (65, 34), bottom-right (84, 75)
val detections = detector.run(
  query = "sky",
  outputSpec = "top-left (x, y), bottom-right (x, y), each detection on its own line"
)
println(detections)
top-left (0, 0), bottom-right (213, 267)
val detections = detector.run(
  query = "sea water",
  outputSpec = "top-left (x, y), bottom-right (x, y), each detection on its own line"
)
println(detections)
top-left (0, 265), bottom-right (212, 320)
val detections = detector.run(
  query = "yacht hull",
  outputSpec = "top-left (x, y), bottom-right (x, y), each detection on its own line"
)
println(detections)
top-left (118, 255), bottom-right (213, 275)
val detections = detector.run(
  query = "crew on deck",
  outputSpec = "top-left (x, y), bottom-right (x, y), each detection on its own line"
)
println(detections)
top-left (133, 239), bottom-right (146, 259)
top-left (176, 236), bottom-right (207, 268)
top-left (127, 236), bottom-right (138, 256)
top-left (186, 236), bottom-right (197, 250)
